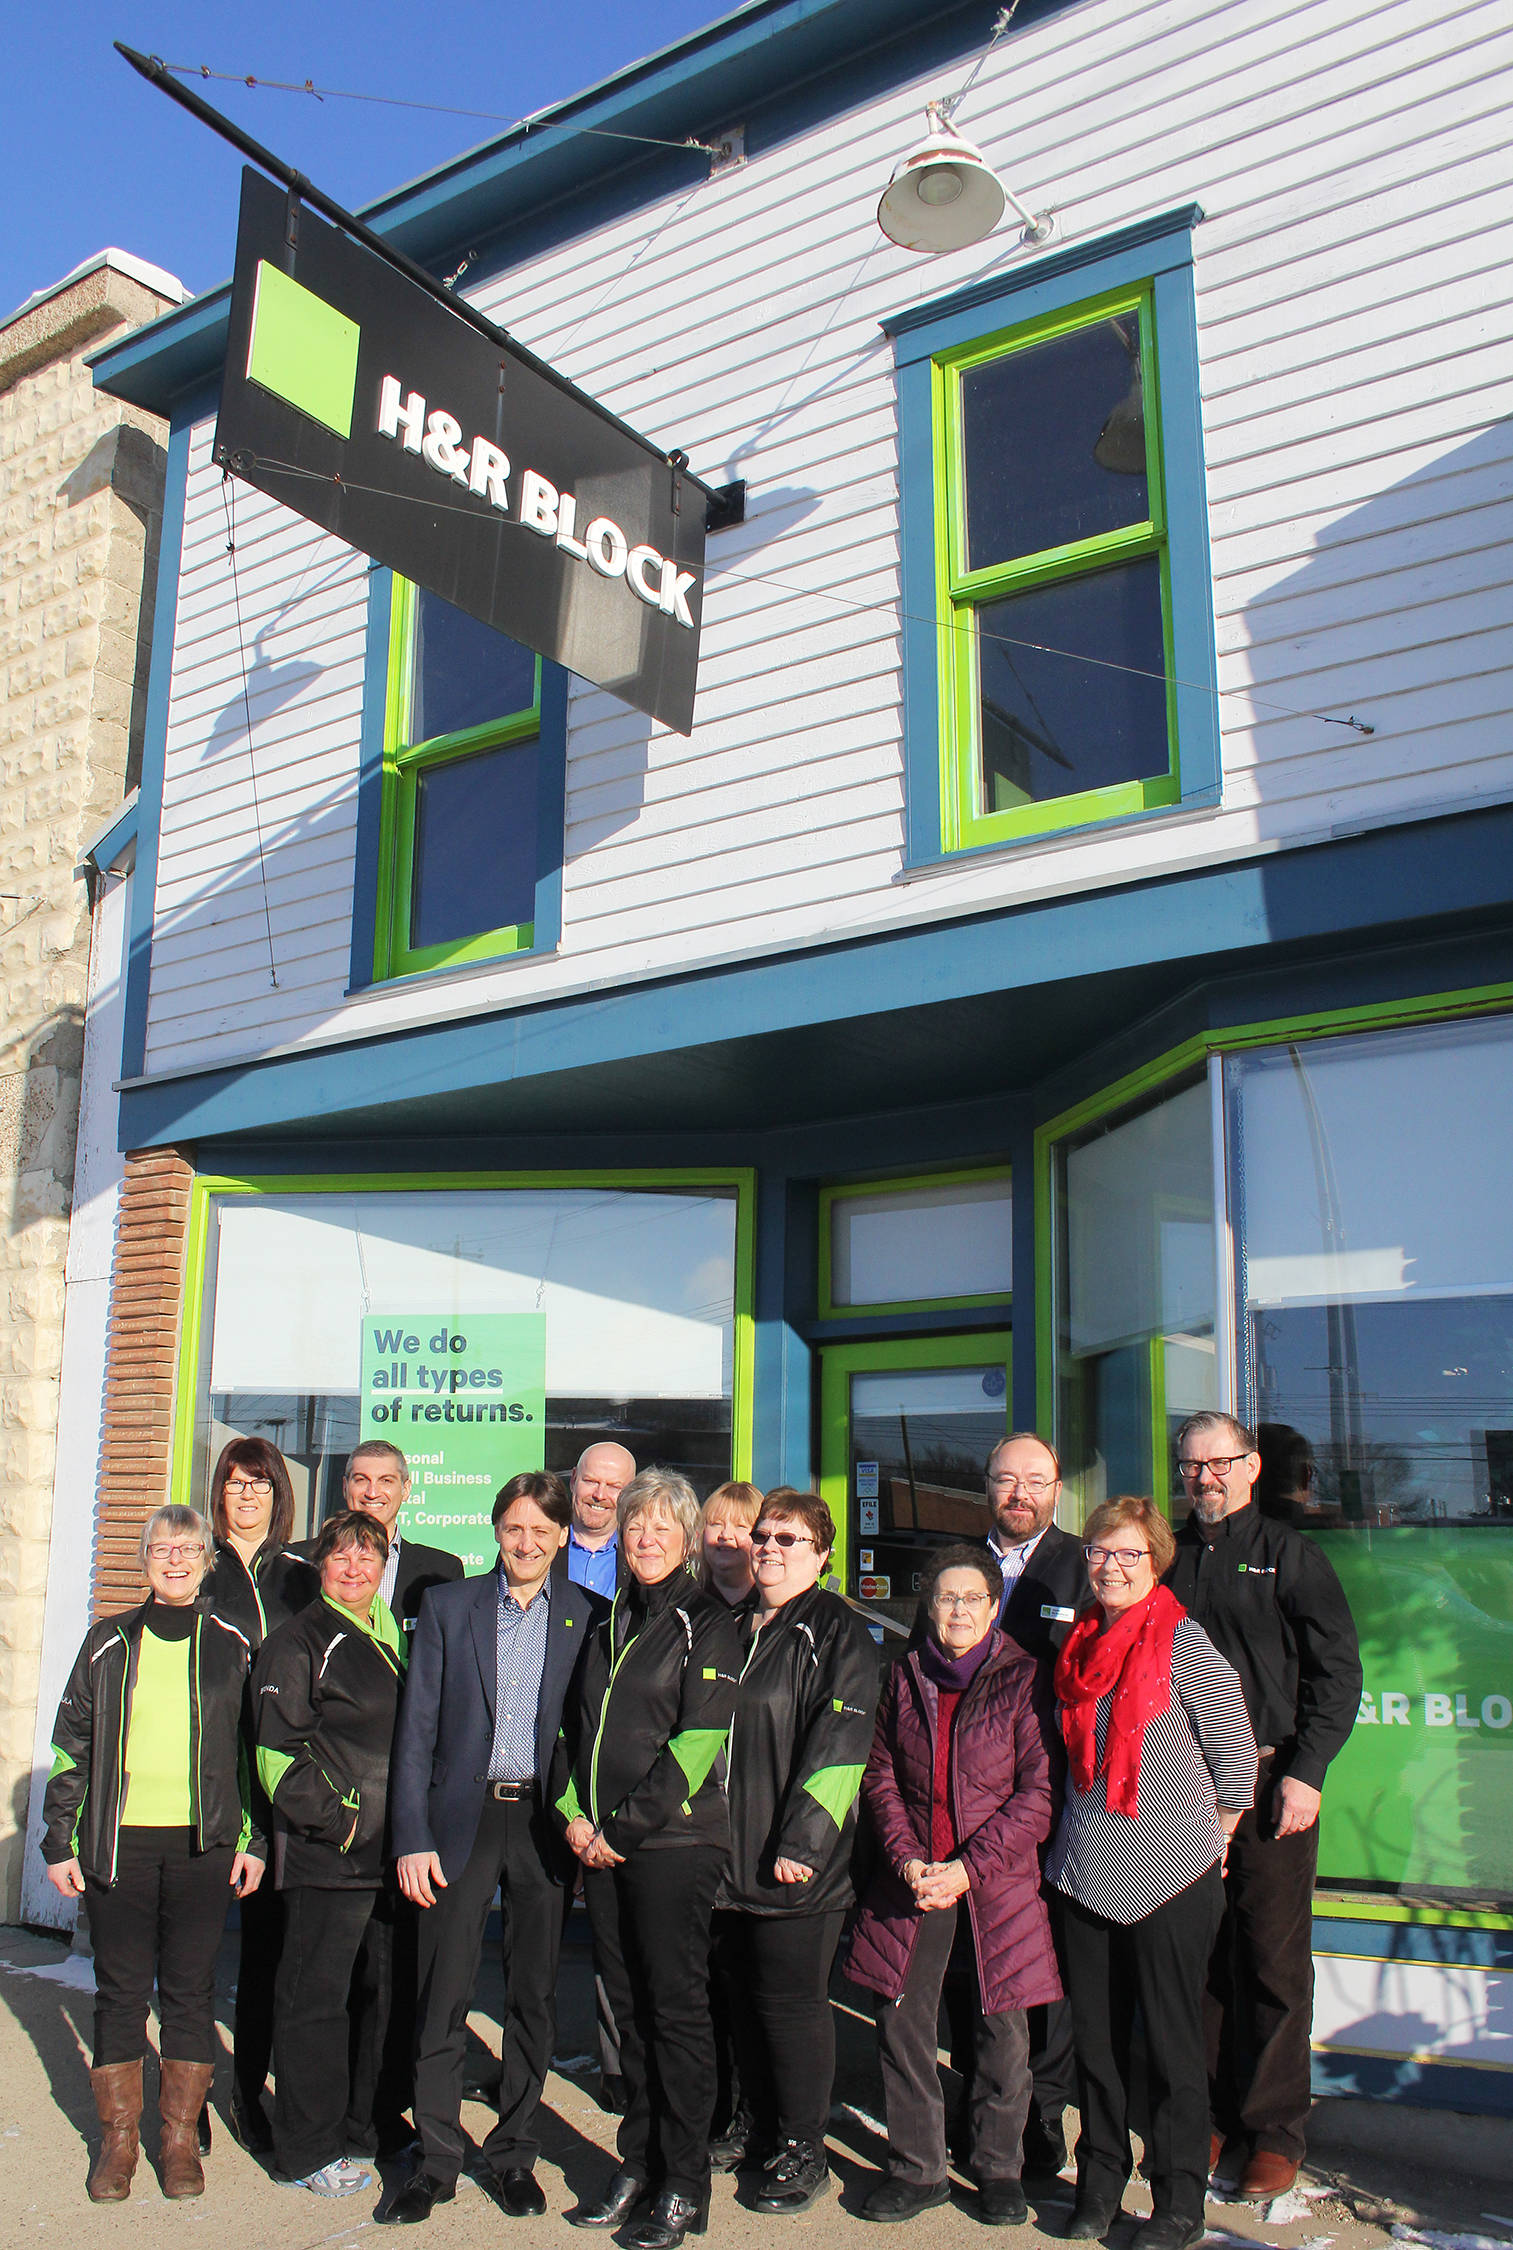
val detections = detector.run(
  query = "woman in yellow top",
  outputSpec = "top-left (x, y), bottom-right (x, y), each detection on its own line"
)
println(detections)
top-left (42, 1505), bottom-right (264, 2203)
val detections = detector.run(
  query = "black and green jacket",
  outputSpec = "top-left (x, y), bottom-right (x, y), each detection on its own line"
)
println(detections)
top-left (41, 1600), bottom-right (261, 1885)
top-left (253, 1594), bottom-right (404, 1888)
top-left (720, 1585), bottom-right (880, 1916)
top-left (557, 1572), bottom-right (740, 1854)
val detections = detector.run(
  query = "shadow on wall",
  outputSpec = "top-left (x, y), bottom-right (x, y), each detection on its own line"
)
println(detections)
top-left (1235, 417), bottom-right (1513, 928)
top-left (3, 1005), bottom-right (85, 1237)
top-left (57, 422), bottom-right (168, 800)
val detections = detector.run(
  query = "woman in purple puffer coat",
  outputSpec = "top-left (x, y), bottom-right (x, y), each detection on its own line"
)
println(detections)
top-left (847, 1545), bottom-right (1063, 2227)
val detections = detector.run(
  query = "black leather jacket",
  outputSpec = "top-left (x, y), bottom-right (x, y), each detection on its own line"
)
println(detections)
top-left (42, 1600), bottom-right (262, 1884)
top-left (253, 1596), bottom-right (404, 1887)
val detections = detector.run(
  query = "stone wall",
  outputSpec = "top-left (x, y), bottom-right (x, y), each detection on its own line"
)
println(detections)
top-left (0, 256), bottom-right (178, 1920)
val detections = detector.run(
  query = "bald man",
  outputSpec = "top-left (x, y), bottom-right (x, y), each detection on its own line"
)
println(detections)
top-left (563, 1443), bottom-right (636, 1600)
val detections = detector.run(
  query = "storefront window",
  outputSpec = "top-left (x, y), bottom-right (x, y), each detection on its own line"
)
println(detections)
top-left (824, 1172), bottom-right (1012, 1311)
top-left (189, 1183), bottom-right (741, 1567)
top-left (1056, 1075), bottom-right (1217, 1520)
top-left (1230, 1019), bottom-right (1513, 1895)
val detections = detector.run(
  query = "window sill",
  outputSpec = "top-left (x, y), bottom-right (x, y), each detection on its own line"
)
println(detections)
top-left (896, 786), bottom-right (1222, 884)
top-left (346, 939), bottom-right (559, 1002)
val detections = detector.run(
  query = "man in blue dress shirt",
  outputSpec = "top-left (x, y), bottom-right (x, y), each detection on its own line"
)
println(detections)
top-left (563, 1443), bottom-right (635, 1598)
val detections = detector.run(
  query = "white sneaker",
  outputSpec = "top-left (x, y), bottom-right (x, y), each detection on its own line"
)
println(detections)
top-left (295, 2158), bottom-right (372, 2196)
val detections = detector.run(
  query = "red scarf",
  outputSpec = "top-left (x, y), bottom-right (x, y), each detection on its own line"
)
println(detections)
top-left (1054, 1583), bottom-right (1185, 1819)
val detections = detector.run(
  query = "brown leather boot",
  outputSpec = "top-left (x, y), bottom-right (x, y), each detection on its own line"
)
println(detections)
top-left (88, 2059), bottom-right (142, 2200)
top-left (158, 2059), bottom-right (216, 2198)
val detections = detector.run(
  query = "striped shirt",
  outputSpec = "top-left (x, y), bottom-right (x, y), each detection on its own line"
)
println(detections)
top-left (1047, 1618), bottom-right (1257, 1925)
top-left (488, 1571), bottom-right (551, 1783)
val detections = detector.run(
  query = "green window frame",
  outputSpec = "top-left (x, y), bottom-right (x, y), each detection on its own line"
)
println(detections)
top-left (373, 576), bottom-right (544, 978)
top-left (935, 281), bottom-right (1174, 852)
top-left (817, 1165), bottom-right (1013, 1319)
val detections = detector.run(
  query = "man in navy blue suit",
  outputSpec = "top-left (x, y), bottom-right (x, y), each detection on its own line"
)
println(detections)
top-left (385, 1471), bottom-right (603, 2223)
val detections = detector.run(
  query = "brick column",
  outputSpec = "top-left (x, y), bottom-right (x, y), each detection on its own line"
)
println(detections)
top-left (93, 1149), bottom-right (195, 1615)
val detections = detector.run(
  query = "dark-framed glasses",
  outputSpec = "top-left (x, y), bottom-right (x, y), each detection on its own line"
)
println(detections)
top-left (988, 1474), bottom-right (1055, 1496)
top-left (147, 1540), bottom-right (206, 1563)
top-left (932, 1590), bottom-right (993, 1612)
top-left (224, 1476), bottom-right (274, 1497)
top-left (1083, 1544), bottom-right (1149, 1571)
top-left (1176, 1455), bottom-right (1247, 1481)
top-left (751, 1528), bottom-right (815, 1550)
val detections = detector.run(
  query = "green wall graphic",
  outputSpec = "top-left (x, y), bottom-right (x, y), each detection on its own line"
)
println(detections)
top-left (359, 1313), bottom-right (546, 1573)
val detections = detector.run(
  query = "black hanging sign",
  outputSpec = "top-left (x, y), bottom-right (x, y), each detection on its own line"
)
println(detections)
top-left (215, 168), bottom-right (704, 734)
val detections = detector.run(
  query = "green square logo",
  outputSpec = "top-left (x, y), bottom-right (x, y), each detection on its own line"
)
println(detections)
top-left (246, 261), bottom-right (360, 438)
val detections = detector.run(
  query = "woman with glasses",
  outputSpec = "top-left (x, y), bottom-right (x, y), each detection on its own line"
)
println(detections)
top-left (1048, 1499), bottom-right (1256, 2250)
top-left (559, 1469), bottom-right (741, 2250)
top-left (847, 1546), bottom-right (1061, 2225)
top-left (202, 1437), bottom-right (318, 2153)
top-left (41, 1506), bottom-right (264, 2202)
top-left (711, 1491), bottom-right (878, 2216)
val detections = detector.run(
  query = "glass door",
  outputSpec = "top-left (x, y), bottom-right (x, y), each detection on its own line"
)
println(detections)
top-left (820, 1334), bottom-right (1011, 1633)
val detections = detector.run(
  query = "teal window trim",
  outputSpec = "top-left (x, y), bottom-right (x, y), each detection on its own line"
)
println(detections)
top-left (885, 207), bottom-right (1218, 868)
top-left (817, 1163), bottom-right (1013, 1320)
top-left (353, 576), bottom-right (568, 988)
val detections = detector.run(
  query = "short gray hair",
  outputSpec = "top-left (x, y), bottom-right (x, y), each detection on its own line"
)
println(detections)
top-left (1175, 1410), bottom-right (1258, 1456)
top-left (139, 1504), bottom-right (213, 1571)
top-left (618, 1467), bottom-right (702, 1557)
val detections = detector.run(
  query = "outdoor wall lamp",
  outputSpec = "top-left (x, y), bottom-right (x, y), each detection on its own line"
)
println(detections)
top-left (877, 102), bottom-right (1053, 254)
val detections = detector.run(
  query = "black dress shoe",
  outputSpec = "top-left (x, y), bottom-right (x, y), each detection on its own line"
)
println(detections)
top-left (1065, 2191), bottom-right (1122, 2239)
top-left (567, 2170), bottom-right (649, 2227)
top-left (860, 2175), bottom-right (951, 2222)
top-left (380, 2173), bottom-right (457, 2225)
top-left (978, 2180), bottom-right (1030, 2226)
top-left (462, 2066), bottom-right (503, 2104)
top-left (1137, 2217), bottom-right (1204, 2250)
top-left (709, 2104), bottom-right (756, 2170)
top-left (624, 2187), bottom-right (710, 2248)
top-left (490, 2166), bottom-right (547, 2217)
top-left (752, 2138), bottom-right (830, 2215)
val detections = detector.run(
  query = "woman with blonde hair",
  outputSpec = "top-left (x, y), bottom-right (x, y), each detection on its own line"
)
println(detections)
top-left (698, 1481), bottom-right (762, 1607)
top-left (1049, 1497), bottom-right (1256, 2250)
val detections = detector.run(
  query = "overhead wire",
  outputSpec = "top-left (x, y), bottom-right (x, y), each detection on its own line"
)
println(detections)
top-left (227, 449), bottom-right (1376, 738)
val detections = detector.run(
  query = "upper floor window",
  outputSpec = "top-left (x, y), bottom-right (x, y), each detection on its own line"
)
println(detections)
top-left (885, 211), bottom-right (1219, 866)
top-left (373, 579), bottom-right (561, 979)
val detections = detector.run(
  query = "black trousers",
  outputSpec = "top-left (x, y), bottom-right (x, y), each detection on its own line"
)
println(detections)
top-left (878, 1902), bottom-right (1032, 2186)
top-left (86, 1826), bottom-right (234, 2068)
top-left (712, 1906), bottom-right (846, 2146)
top-left (346, 1885), bottom-right (417, 2157)
top-left (1206, 1757), bottom-right (1319, 2162)
top-left (232, 1879), bottom-right (282, 2111)
top-left (414, 1794), bottom-right (565, 2182)
top-left (1060, 1864), bottom-right (1225, 2228)
top-left (585, 1849), bottom-right (723, 2199)
top-left (273, 1884), bottom-right (409, 2180)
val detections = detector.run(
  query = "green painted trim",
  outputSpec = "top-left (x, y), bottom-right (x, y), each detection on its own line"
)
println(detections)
top-left (816, 1164), bottom-right (1012, 1321)
top-left (934, 282), bottom-right (1179, 855)
top-left (1032, 980), bottom-right (1513, 1438)
top-left (1313, 1894), bottom-right (1513, 1932)
top-left (819, 1330), bottom-right (1011, 1594)
top-left (375, 575), bottom-right (543, 980)
top-left (801, 1761), bottom-right (866, 1830)
top-left (171, 1166), bottom-right (758, 1516)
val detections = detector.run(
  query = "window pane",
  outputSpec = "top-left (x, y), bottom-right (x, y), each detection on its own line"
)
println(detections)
top-left (412, 588), bottom-right (536, 743)
top-left (1058, 1077), bottom-right (1215, 1515)
top-left (976, 557), bottom-right (1168, 813)
top-left (831, 1178), bottom-right (1011, 1306)
top-left (1230, 1018), bottom-right (1513, 1895)
top-left (850, 1362), bottom-right (1007, 1627)
top-left (197, 1187), bottom-right (739, 1566)
top-left (962, 315), bottom-right (1148, 572)
top-left (411, 739), bottom-right (537, 949)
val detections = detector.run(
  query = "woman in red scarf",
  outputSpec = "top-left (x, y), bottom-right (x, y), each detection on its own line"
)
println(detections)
top-left (1047, 1498), bottom-right (1256, 2250)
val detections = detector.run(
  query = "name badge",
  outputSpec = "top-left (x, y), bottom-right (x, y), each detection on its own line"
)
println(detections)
top-left (1041, 1604), bottom-right (1075, 1622)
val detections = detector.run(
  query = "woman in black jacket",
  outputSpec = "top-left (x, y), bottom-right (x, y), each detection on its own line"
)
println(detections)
top-left (200, 1436), bottom-right (317, 2153)
top-left (560, 1469), bottom-right (741, 2250)
top-left (42, 1505), bottom-right (264, 2204)
top-left (253, 1509), bottom-right (405, 2199)
top-left (712, 1491), bottom-right (879, 2215)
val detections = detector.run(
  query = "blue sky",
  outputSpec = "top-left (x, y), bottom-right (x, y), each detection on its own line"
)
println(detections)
top-left (5, 0), bottom-right (732, 320)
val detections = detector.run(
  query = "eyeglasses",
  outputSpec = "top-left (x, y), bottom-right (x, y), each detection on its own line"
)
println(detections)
top-left (147, 1542), bottom-right (205, 1563)
top-left (1084, 1544), bottom-right (1150, 1571)
top-left (932, 1591), bottom-right (993, 1612)
top-left (751, 1528), bottom-right (816, 1550)
top-left (987, 1474), bottom-right (1055, 1496)
top-left (223, 1476), bottom-right (274, 1497)
top-left (1176, 1455), bottom-right (1247, 1480)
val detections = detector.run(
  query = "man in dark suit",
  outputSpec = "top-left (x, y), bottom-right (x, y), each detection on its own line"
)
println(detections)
top-left (384, 1471), bottom-right (603, 2224)
top-left (342, 1443), bottom-right (464, 1640)
top-left (979, 1432), bottom-right (1086, 2177)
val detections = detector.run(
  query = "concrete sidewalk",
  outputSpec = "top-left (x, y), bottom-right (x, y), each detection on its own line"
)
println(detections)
top-left (0, 1917), bottom-right (1505, 2246)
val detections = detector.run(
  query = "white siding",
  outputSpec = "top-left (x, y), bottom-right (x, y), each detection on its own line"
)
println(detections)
top-left (141, 0), bottom-right (1513, 1075)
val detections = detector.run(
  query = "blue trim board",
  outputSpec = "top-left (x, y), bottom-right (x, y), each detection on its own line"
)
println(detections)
top-left (882, 205), bottom-right (1205, 348)
top-left (80, 793), bottom-right (140, 879)
top-left (347, 566), bottom-right (393, 993)
top-left (1314, 1917), bottom-right (1513, 1971)
top-left (91, 0), bottom-right (1083, 421)
top-left (1311, 2048), bottom-right (1513, 2116)
top-left (532, 664), bottom-right (570, 957)
top-left (119, 393), bottom-right (208, 1082)
top-left (115, 801), bottom-right (1513, 1150)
